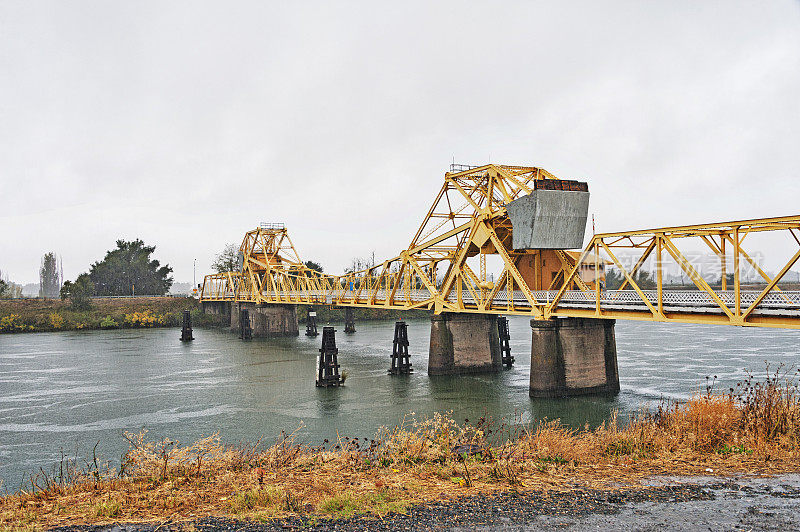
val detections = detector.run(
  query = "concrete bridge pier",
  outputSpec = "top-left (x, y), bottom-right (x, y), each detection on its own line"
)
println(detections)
top-left (428, 313), bottom-right (502, 375)
top-left (231, 302), bottom-right (299, 337)
top-left (529, 317), bottom-right (619, 397)
top-left (201, 300), bottom-right (231, 320)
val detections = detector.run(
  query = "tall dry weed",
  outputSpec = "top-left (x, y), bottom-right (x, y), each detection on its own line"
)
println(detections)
top-left (734, 365), bottom-right (800, 449)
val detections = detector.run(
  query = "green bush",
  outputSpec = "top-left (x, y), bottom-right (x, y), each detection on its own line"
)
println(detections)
top-left (99, 316), bottom-right (119, 329)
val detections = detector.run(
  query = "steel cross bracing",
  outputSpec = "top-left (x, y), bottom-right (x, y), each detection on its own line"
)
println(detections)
top-left (200, 164), bottom-right (800, 330)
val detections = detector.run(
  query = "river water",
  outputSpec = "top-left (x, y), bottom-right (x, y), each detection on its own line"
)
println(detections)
top-left (1, 317), bottom-right (799, 491)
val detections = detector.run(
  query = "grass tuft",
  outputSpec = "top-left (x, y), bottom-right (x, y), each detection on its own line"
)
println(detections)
top-left (92, 500), bottom-right (122, 518)
top-left (318, 490), bottom-right (408, 518)
top-left (230, 486), bottom-right (284, 514)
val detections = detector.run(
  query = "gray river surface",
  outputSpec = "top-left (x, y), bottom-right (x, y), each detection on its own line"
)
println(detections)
top-left (2, 316), bottom-right (800, 491)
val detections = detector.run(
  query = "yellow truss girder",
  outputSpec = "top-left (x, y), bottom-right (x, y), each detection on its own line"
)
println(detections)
top-left (200, 165), bottom-right (800, 330)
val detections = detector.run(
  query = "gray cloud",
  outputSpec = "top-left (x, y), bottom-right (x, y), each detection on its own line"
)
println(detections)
top-left (1, 0), bottom-right (799, 283)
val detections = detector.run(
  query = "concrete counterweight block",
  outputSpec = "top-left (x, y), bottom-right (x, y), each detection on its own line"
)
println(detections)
top-left (505, 189), bottom-right (589, 250)
top-left (231, 303), bottom-right (299, 337)
top-left (428, 313), bottom-right (502, 375)
top-left (529, 318), bottom-right (619, 398)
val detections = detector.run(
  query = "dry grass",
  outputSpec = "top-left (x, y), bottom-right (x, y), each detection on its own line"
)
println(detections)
top-left (2, 367), bottom-right (800, 530)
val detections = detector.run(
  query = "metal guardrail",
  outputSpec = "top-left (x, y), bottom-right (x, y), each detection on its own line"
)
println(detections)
top-left (202, 288), bottom-right (800, 318)
top-left (8, 294), bottom-right (194, 300)
top-left (89, 294), bottom-right (194, 299)
top-left (198, 165), bottom-right (800, 330)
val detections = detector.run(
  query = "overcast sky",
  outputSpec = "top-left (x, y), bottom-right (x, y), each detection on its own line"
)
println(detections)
top-left (1, 1), bottom-right (799, 285)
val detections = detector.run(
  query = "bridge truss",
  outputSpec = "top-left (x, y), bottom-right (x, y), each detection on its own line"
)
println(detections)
top-left (200, 165), bottom-right (800, 329)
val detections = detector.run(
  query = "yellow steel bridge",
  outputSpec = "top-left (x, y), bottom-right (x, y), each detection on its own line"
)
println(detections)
top-left (200, 164), bottom-right (800, 330)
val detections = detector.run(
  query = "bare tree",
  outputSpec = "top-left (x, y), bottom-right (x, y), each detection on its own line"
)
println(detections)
top-left (39, 252), bottom-right (63, 298)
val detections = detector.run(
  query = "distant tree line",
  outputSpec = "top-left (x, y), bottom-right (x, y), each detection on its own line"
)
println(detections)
top-left (604, 268), bottom-right (656, 290)
top-left (605, 268), bottom-right (737, 290)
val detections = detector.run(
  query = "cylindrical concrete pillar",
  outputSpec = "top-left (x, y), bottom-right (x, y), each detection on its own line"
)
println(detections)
top-left (529, 317), bottom-right (619, 397)
top-left (429, 313), bottom-right (501, 375)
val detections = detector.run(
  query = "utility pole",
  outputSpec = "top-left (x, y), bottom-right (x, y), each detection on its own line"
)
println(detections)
top-left (193, 258), bottom-right (196, 288)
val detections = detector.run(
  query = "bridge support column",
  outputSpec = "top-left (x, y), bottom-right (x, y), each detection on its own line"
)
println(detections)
top-left (428, 313), bottom-right (502, 375)
top-left (344, 307), bottom-right (356, 333)
top-left (231, 302), bottom-right (299, 337)
top-left (529, 318), bottom-right (619, 398)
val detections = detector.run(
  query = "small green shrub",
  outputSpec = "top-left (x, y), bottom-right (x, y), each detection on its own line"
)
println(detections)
top-left (318, 490), bottom-right (408, 518)
top-left (716, 444), bottom-right (753, 455)
top-left (99, 316), bottom-right (119, 329)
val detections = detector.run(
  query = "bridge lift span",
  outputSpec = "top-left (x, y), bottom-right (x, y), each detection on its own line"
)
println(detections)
top-left (200, 164), bottom-right (800, 397)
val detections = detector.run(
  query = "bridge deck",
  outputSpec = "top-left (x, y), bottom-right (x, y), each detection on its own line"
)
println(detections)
top-left (198, 171), bottom-right (800, 332)
top-left (202, 289), bottom-right (800, 327)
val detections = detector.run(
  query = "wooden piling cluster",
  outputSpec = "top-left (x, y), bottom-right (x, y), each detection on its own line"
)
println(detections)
top-left (240, 308), bottom-right (252, 340)
top-left (180, 310), bottom-right (194, 342)
top-left (305, 309), bottom-right (318, 337)
top-left (498, 316), bottom-right (513, 367)
top-left (316, 326), bottom-right (342, 387)
top-left (388, 320), bottom-right (412, 375)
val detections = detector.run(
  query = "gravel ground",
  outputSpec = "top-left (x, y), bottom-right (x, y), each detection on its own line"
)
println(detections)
top-left (49, 475), bottom-right (800, 532)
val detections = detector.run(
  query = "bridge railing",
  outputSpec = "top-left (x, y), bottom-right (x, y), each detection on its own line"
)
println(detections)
top-left (548, 215), bottom-right (800, 328)
top-left (200, 271), bottom-right (242, 301)
top-left (205, 218), bottom-right (800, 329)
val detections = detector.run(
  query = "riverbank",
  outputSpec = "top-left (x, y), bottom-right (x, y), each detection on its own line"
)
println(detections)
top-left (0, 297), bottom-right (219, 333)
top-left (43, 476), bottom-right (800, 531)
top-left (3, 372), bottom-right (799, 530)
top-left (0, 299), bottom-right (429, 334)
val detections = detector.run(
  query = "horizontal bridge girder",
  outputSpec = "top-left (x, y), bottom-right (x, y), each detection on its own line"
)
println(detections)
top-left (198, 164), bottom-right (800, 330)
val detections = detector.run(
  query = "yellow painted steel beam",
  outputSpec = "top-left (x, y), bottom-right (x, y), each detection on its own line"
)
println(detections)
top-left (198, 164), bottom-right (800, 330)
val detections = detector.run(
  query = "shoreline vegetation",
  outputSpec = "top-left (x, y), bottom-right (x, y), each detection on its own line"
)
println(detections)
top-left (2, 369), bottom-right (799, 530)
top-left (0, 298), bottom-right (432, 334)
top-left (0, 297), bottom-right (209, 334)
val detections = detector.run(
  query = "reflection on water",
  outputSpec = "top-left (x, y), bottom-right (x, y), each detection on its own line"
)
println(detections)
top-left (1, 317), bottom-right (799, 489)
